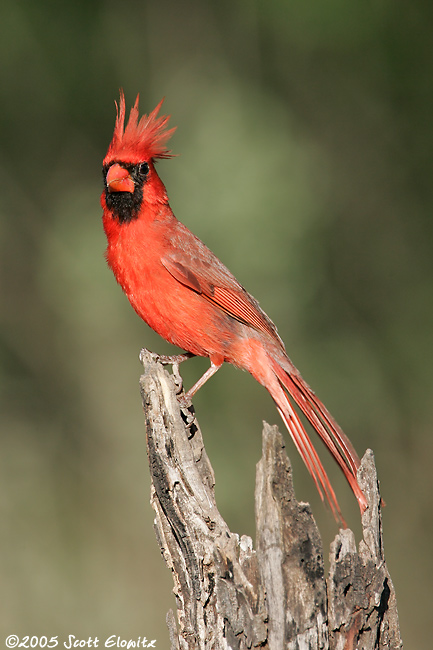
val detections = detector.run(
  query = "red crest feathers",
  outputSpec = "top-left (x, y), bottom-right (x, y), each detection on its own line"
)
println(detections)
top-left (104, 90), bottom-right (176, 164)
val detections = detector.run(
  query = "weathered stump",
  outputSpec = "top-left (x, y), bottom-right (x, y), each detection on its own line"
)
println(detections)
top-left (139, 351), bottom-right (402, 650)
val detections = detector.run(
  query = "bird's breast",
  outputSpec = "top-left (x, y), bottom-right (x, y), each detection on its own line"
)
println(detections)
top-left (104, 218), bottom-right (238, 358)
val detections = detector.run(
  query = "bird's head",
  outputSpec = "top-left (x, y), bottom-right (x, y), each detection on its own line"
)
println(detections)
top-left (102, 91), bottom-right (176, 223)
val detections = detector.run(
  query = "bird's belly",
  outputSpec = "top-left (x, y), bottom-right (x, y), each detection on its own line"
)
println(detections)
top-left (124, 266), bottom-right (236, 359)
top-left (106, 229), bottom-right (260, 363)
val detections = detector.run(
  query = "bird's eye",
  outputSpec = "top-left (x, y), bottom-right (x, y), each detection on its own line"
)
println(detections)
top-left (138, 162), bottom-right (149, 176)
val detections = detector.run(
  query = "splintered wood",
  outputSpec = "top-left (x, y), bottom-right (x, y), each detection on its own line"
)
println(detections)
top-left (139, 352), bottom-right (402, 650)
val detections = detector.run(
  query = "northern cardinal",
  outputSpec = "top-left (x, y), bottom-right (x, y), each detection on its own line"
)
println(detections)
top-left (101, 92), bottom-right (367, 523)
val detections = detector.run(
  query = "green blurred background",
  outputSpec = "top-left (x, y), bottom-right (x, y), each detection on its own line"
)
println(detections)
top-left (1, 0), bottom-right (432, 646)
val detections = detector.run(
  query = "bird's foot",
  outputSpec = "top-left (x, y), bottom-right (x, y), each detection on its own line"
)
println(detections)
top-left (177, 390), bottom-right (193, 409)
top-left (171, 362), bottom-right (185, 397)
top-left (139, 348), bottom-right (195, 405)
top-left (180, 402), bottom-right (197, 434)
top-left (140, 348), bottom-right (195, 366)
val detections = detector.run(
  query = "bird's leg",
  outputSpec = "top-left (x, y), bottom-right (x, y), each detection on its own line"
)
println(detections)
top-left (140, 348), bottom-right (195, 395)
top-left (179, 360), bottom-right (223, 407)
top-left (139, 348), bottom-right (222, 407)
top-left (140, 348), bottom-right (195, 366)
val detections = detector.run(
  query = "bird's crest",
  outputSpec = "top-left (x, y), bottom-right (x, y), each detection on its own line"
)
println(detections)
top-left (105, 91), bottom-right (176, 164)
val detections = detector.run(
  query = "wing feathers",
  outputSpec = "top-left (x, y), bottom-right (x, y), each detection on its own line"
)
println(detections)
top-left (162, 254), bottom-right (281, 342)
top-left (161, 245), bottom-right (366, 520)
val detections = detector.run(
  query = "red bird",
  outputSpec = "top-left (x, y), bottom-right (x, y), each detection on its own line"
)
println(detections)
top-left (101, 92), bottom-right (367, 523)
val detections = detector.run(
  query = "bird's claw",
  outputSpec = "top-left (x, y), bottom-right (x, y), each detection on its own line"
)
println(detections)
top-left (140, 347), bottom-right (194, 366)
top-left (179, 402), bottom-right (197, 432)
top-left (140, 347), bottom-right (196, 426)
top-left (140, 347), bottom-right (191, 402)
top-left (171, 362), bottom-right (184, 395)
top-left (177, 392), bottom-right (192, 409)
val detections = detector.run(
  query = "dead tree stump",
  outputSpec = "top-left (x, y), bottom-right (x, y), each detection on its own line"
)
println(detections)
top-left (139, 351), bottom-right (402, 650)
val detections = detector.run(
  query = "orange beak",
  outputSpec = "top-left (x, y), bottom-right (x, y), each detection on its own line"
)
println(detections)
top-left (106, 163), bottom-right (135, 193)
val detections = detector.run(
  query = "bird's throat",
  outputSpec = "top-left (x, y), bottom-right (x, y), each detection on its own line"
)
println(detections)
top-left (104, 188), bottom-right (143, 224)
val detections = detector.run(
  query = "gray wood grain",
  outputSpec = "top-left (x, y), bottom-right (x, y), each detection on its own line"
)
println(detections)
top-left (139, 351), bottom-right (402, 650)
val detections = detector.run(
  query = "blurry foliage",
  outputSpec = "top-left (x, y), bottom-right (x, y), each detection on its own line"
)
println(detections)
top-left (1, 0), bottom-right (433, 647)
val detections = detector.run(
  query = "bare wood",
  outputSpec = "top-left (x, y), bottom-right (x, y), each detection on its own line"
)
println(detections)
top-left (139, 352), bottom-right (402, 650)
top-left (327, 451), bottom-right (402, 649)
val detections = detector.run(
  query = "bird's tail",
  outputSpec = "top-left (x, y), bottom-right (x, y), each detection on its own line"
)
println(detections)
top-left (267, 353), bottom-right (367, 525)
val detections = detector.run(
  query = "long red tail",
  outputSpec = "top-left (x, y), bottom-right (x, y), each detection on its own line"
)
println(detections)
top-left (268, 354), bottom-right (367, 524)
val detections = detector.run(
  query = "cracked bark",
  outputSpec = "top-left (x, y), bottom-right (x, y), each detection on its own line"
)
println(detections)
top-left (139, 351), bottom-right (402, 650)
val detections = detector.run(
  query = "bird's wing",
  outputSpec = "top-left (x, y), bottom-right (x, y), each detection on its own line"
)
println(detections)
top-left (161, 228), bottom-right (283, 345)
